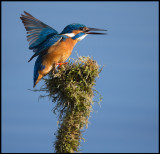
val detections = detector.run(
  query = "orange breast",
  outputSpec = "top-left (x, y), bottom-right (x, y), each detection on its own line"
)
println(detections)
top-left (43, 37), bottom-right (77, 66)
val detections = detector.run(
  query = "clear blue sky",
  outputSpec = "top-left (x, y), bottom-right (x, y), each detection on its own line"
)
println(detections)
top-left (2, 2), bottom-right (158, 153)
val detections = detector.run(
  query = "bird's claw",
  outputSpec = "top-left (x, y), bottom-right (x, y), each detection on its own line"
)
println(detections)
top-left (56, 62), bottom-right (68, 68)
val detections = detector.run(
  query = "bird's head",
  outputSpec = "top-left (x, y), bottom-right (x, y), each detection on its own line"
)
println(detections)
top-left (60, 23), bottom-right (107, 41)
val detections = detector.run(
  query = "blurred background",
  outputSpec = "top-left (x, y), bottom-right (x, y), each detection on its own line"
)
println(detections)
top-left (2, 2), bottom-right (158, 153)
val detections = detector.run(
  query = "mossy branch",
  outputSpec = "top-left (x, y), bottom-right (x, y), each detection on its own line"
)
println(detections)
top-left (36, 56), bottom-right (103, 153)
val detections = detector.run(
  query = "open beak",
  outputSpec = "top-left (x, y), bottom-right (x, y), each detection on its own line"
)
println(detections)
top-left (85, 27), bottom-right (107, 35)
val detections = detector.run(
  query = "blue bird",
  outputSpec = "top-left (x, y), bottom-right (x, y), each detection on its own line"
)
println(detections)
top-left (20, 11), bottom-right (107, 88)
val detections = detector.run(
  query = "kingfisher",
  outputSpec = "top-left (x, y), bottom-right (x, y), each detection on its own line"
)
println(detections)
top-left (20, 11), bottom-right (107, 88)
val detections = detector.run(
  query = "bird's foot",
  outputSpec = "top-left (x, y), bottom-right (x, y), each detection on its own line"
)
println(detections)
top-left (56, 62), bottom-right (68, 66)
top-left (56, 62), bottom-right (68, 68)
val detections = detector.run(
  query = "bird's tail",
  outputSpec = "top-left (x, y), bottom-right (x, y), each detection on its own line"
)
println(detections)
top-left (33, 74), bottom-right (43, 88)
top-left (28, 53), bottom-right (37, 62)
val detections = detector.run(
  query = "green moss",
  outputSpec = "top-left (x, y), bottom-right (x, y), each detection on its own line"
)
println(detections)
top-left (37, 56), bottom-right (103, 153)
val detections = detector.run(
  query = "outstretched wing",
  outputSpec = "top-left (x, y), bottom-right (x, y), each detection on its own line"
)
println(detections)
top-left (20, 11), bottom-right (59, 50)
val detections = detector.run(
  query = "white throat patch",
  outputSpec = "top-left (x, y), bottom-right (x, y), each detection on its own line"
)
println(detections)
top-left (63, 33), bottom-right (75, 37)
top-left (77, 34), bottom-right (88, 41)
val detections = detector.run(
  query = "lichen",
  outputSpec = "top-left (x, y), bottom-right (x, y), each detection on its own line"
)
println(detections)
top-left (36, 56), bottom-right (103, 153)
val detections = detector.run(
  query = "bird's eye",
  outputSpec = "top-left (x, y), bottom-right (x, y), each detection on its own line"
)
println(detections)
top-left (79, 27), bottom-right (84, 30)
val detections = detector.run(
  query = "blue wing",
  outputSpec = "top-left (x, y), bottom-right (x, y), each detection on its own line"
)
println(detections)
top-left (20, 11), bottom-right (58, 50)
top-left (28, 34), bottom-right (62, 62)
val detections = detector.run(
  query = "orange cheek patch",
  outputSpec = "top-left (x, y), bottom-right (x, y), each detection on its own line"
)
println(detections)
top-left (72, 30), bottom-right (83, 34)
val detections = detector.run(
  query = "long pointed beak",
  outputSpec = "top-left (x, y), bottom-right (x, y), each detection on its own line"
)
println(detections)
top-left (85, 27), bottom-right (107, 35)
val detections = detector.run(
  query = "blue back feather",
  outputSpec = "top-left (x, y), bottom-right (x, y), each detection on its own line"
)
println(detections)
top-left (29, 28), bottom-right (58, 49)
